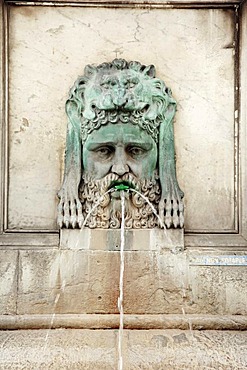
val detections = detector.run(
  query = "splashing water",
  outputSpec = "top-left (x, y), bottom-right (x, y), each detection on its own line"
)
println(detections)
top-left (44, 278), bottom-right (66, 349)
top-left (182, 307), bottom-right (194, 339)
top-left (82, 188), bottom-right (114, 228)
top-left (128, 188), bottom-right (177, 251)
top-left (75, 188), bottom-right (114, 249)
top-left (118, 190), bottom-right (125, 370)
top-left (129, 188), bottom-right (183, 254)
top-left (129, 188), bottom-right (166, 230)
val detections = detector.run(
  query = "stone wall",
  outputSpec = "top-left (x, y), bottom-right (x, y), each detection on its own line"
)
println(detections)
top-left (1, 244), bottom-right (247, 320)
top-left (6, 5), bottom-right (237, 232)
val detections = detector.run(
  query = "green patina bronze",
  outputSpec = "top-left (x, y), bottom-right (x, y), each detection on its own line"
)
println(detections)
top-left (114, 184), bottom-right (130, 191)
top-left (58, 59), bottom-right (184, 229)
top-left (83, 122), bottom-right (157, 180)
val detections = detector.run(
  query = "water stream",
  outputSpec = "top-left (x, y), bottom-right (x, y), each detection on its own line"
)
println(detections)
top-left (44, 191), bottom-right (114, 349)
top-left (43, 278), bottom-right (66, 349)
top-left (116, 188), bottom-right (171, 369)
top-left (75, 188), bottom-right (114, 248)
top-left (47, 186), bottom-right (186, 367)
top-left (129, 188), bottom-right (166, 230)
top-left (129, 188), bottom-right (178, 252)
top-left (182, 307), bottom-right (194, 340)
top-left (118, 190), bottom-right (125, 370)
top-left (82, 188), bottom-right (114, 228)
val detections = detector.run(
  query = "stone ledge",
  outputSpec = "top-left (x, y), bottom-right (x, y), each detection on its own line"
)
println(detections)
top-left (0, 329), bottom-right (246, 370)
top-left (60, 228), bottom-right (184, 251)
top-left (1, 314), bottom-right (247, 330)
top-left (9, 0), bottom-right (242, 5)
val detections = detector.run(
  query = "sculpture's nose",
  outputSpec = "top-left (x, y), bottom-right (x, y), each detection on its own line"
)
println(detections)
top-left (111, 152), bottom-right (129, 176)
top-left (113, 87), bottom-right (126, 107)
top-left (111, 162), bottom-right (129, 176)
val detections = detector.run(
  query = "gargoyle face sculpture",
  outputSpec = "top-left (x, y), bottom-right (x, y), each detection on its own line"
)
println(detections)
top-left (58, 59), bottom-right (184, 229)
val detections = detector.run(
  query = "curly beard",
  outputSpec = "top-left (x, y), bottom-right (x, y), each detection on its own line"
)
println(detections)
top-left (79, 172), bottom-right (161, 229)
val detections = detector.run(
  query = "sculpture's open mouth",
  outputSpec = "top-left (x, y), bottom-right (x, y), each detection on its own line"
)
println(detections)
top-left (108, 180), bottom-right (135, 192)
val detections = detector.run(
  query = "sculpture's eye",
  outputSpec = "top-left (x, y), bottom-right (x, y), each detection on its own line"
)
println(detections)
top-left (101, 79), bottom-right (114, 89)
top-left (127, 146), bottom-right (146, 158)
top-left (128, 78), bottom-right (139, 88)
top-left (95, 146), bottom-right (114, 159)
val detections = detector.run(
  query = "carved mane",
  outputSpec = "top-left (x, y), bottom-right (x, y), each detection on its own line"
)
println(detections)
top-left (65, 59), bottom-right (176, 143)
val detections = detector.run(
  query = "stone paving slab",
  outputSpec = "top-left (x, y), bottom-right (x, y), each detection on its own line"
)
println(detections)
top-left (0, 329), bottom-right (246, 369)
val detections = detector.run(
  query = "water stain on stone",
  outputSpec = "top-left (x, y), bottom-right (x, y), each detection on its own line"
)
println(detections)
top-left (19, 7), bottom-right (35, 18)
top-left (22, 118), bottom-right (29, 128)
top-left (173, 333), bottom-right (189, 344)
top-left (46, 25), bottom-right (65, 35)
top-left (151, 335), bottom-right (169, 347)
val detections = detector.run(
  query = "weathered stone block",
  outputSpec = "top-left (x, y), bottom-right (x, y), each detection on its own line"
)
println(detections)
top-left (18, 249), bottom-right (90, 314)
top-left (124, 251), bottom-right (192, 314)
top-left (0, 251), bottom-right (18, 314)
top-left (0, 329), bottom-right (118, 369)
top-left (17, 249), bottom-right (247, 316)
top-left (18, 249), bottom-right (191, 315)
top-left (188, 264), bottom-right (247, 315)
top-left (18, 250), bottom-right (120, 314)
top-left (126, 329), bottom-right (247, 369)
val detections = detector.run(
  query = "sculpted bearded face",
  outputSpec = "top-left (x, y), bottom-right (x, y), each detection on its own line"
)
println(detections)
top-left (80, 121), bottom-right (161, 229)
